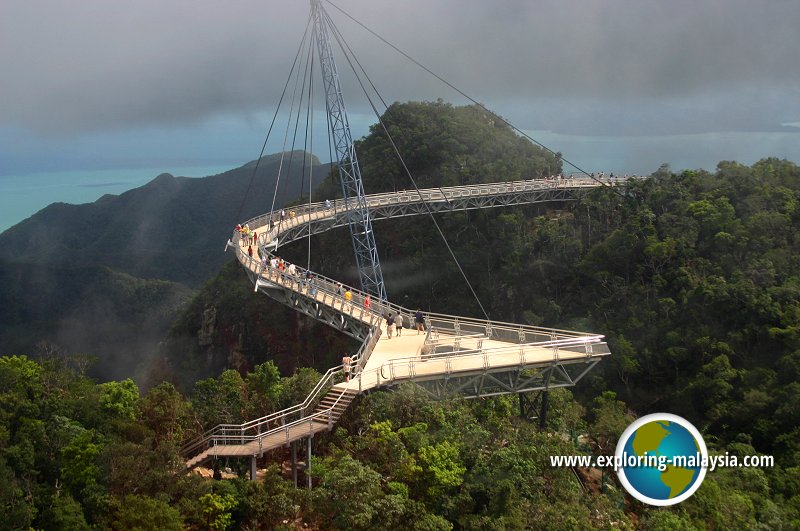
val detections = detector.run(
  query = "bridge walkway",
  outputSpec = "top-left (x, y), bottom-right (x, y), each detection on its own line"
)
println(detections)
top-left (183, 178), bottom-right (612, 468)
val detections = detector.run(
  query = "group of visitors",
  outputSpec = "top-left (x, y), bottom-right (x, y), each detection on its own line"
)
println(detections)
top-left (263, 256), bottom-right (318, 294)
top-left (384, 310), bottom-right (426, 338)
top-left (235, 224), bottom-right (258, 246)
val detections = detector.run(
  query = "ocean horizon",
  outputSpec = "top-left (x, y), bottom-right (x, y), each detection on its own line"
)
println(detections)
top-left (0, 164), bottom-right (237, 233)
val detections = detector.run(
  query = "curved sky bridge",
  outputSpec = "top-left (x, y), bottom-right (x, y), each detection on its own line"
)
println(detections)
top-left (183, 176), bottom-right (615, 471)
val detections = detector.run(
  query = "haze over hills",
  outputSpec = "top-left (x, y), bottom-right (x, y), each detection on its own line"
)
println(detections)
top-left (0, 151), bottom-right (327, 379)
top-left (0, 151), bottom-right (326, 286)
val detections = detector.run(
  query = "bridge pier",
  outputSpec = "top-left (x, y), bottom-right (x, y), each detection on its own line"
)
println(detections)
top-left (539, 390), bottom-right (549, 430)
top-left (518, 390), bottom-right (550, 430)
top-left (307, 436), bottom-right (312, 490)
top-left (291, 440), bottom-right (298, 488)
top-left (250, 456), bottom-right (257, 482)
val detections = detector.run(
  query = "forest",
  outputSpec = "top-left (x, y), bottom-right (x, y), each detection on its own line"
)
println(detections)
top-left (2, 102), bottom-right (799, 529)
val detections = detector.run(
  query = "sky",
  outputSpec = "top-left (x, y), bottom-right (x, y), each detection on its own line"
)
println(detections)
top-left (1, 0), bottom-right (799, 182)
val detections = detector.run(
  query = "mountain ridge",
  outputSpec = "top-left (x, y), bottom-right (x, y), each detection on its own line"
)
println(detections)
top-left (0, 151), bottom-right (326, 286)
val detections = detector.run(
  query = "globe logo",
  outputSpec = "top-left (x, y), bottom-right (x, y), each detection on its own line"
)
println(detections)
top-left (615, 413), bottom-right (708, 506)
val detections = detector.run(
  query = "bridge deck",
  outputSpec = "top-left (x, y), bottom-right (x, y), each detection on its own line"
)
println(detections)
top-left (183, 178), bottom-right (612, 467)
top-left (186, 419), bottom-right (328, 467)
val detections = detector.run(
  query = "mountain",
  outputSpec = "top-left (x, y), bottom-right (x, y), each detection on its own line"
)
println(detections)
top-left (0, 151), bottom-right (327, 286)
top-left (0, 151), bottom-right (327, 378)
top-left (0, 261), bottom-right (191, 382)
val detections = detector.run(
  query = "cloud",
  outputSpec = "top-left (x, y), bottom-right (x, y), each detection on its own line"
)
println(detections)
top-left (1, 0), bottom-right (799, 137)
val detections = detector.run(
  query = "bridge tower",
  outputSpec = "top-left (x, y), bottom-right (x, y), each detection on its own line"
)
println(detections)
top-left (310, 0), bottom-right (387, 302)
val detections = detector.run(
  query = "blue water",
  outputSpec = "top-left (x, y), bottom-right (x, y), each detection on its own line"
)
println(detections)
top-left (0, 165), bottom-right (235, 233)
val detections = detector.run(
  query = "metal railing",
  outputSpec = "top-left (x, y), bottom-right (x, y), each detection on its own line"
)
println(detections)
top-left (239, 237), bottom-right (601, 347)
top-left (236, 176), bottom-right (622, 239)
top-left (182, 327), bottom-right (379, 463)
top-left (349, 331), bottom-right (610, 393)
top-left (232, 178), bottom-right (609, 347)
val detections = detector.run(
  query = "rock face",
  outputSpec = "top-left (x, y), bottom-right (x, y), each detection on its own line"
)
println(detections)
top-left (198, 306), bottom-right (217, 347)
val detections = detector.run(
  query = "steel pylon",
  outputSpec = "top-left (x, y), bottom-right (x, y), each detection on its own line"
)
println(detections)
top-left (311, 0), bottom-right (387, 302)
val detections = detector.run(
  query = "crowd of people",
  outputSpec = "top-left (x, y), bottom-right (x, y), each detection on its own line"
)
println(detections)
top-left (235, 218), bottom-right (430, 360)
top-left (235, 223), bottom-right (258, 246)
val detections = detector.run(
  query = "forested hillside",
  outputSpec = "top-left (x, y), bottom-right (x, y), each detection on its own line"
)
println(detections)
top-left (0, 151), bottom-right (323, 378)
top-left (2, 353), bottom-right (796, 529)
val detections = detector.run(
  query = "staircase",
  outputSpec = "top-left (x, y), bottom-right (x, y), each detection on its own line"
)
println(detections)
top-left (183, 329), bottom-right (381, 470)
top-left (312, 386), bottom-right (359, 427)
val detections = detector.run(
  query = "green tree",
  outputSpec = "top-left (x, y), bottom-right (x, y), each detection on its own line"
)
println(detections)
top-left (112, 494), bottom-right (184, 531)
top-left (198, 492), bottom-right (237, 531)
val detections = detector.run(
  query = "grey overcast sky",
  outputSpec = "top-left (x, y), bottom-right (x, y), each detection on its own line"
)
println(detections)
top-left (1, 0), bottom-right (799, 177)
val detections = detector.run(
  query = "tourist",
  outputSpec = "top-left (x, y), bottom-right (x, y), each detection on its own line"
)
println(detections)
top-left (364, 294), bottom-right (371, 311)
top-left (342, 354), bottom-right (352, 382)
top-left (395, 313), bottom-right (403, 336)
top-left (386, 313), bottom-right (394, 339)
top-left (309, 275), bottom-right (318, 296)
top-left (415, 309), bottom-right (425, 334)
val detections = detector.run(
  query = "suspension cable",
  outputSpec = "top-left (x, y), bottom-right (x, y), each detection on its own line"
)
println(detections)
top-left (277, 29), bottom-right (316, 222)
top-left (236, 15), bottom-right (312, 226)
top-left (324, 8), bottom-right (491, 320)
top-left (324, 0), bottom-right (619, 194)
top-left (305, 35), bottom-right (316, 270)
top-left (269, 16), bottom-right (314, 221)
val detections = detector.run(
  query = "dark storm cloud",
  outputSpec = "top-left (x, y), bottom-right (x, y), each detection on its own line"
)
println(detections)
top-left (1, 0), bottom-right (798, 136)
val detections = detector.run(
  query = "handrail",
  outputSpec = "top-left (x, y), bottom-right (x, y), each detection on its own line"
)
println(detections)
top-left (237, 176), bottom-right (625, 236)
top-left (184, 329), bottom-right (608, 459)
top-left (239, 239), bottom-right (597, 345)
top-left (233, 177), bottom-right (609, 344)
top-left (182, 327), bottom-right (379, 461)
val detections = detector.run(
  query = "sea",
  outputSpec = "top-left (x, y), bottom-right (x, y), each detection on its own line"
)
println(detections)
top-left (0, 165), bottom-right (236, 233)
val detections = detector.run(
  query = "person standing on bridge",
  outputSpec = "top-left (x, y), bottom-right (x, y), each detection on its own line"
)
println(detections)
top-left (364, 294), bottom-right (371, 311)
top-left (342, 354), bottom-right (352, 381)
top-left (395, 313), bottom-right (403, 336)
top-left (415, 309), bottom-right (425, 334)
top-left (344, 288), bottom-right (353, 302)
top-left (386, 313), bottom-right (395, 339)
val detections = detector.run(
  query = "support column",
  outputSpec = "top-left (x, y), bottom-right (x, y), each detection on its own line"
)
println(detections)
top-left (291, 441), bottom-right (298, 488)
top-left (539, 390), bottom-right (549, 431)
top-left (306, 436), bottom-right (312, 490)
top-left (539, 367), bottom-right (552, 431)
top-left (250, 456), bottom-right (257, 482)
top-left (518, 391), bottom-right (538, 421)
top-left (519, 392), bottom-right (529, 419)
